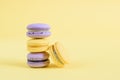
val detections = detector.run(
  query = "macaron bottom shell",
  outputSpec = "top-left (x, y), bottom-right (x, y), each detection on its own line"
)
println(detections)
top-left (27, 59), bottom-right (50, 68)
top-left (27, 31), bottom-right (51, 38)
top-left (27, 46), bottom-right (49, 52)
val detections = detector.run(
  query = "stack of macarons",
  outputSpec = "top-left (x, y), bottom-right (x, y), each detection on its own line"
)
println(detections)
top-left (26, 23), bottom-right (51, 68)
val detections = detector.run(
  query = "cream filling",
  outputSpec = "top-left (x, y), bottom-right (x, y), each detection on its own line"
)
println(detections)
top-left (28, 44), bottom-right (48, 47)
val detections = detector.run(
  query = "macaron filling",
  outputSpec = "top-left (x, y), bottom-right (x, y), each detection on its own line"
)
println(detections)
top-left (28, 59), bottom-right (48, 62)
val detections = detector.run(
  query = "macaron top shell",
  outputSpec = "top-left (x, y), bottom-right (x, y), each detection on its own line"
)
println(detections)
top-left (27, 52), bottom-right (49, 60)
top-left (27, 23), bottom-right (50, 30)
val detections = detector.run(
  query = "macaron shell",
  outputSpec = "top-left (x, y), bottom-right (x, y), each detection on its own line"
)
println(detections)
top-left (27, 31), bottom-right (51, 38)
top-left (27, 59), bottom-right (50, 68)
top-left (27, 23), bottom-right (50, 30)
top-left (27, 45), bottom-right (49, 52)
top-left (27, 38), bottom-right (49, 46)
top-left (27, 52), bottom-right (49, 60)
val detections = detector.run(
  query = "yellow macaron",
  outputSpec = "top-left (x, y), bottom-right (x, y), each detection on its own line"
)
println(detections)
top-left (47, 42), bottom-right (68, 67)
top-left (27, 38), bottom-right (49, 52)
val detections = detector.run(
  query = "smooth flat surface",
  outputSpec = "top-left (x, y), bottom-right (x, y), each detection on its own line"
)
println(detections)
top-left (0, 0), bottom-right (120, 80)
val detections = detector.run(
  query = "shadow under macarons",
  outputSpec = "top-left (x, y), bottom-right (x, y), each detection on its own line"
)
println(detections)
top-left (0, 58), bottom-right (28, 68)
top-left (0, 58), bottom-right (68, 69)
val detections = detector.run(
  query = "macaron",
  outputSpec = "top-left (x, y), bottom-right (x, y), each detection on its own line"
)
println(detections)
top-left (27, 52), bottom-right (50, 67)
top-left (27, 23), bottom-right (51, 38)
top-left (27, 38), bottom-right (49, 52)
top-left (48, 42), bottom-right (68, 67)
top-left (53, 42), bottom-right (68, 64)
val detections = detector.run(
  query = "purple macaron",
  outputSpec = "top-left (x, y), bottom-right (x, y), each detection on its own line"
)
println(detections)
top-left (27, 52), bottom-right (50, 68)
top-left (27, 23), bottom-right (51, 38)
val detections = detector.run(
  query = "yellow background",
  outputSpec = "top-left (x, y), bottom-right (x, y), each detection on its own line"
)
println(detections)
top-left (0, 0), bottom-right (120, 80)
